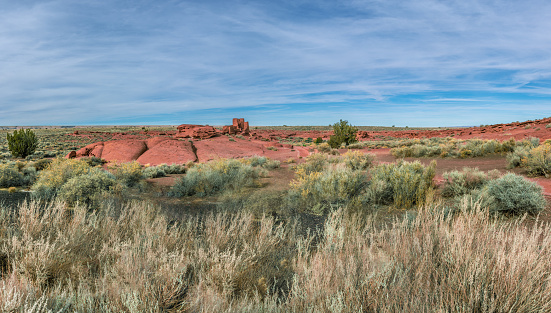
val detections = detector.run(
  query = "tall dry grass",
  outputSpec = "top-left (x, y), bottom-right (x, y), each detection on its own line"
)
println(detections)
top-left (0, 199), bottom-right (550, 312)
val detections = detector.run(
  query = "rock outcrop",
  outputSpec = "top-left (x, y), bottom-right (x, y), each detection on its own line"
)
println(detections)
top-left (66, 137), bottom-right (197, 165)
top-left (175, 124), bottom-right (219, 139)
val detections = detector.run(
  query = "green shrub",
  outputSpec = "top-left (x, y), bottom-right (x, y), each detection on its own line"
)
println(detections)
top-left (546, 123), bottom-right (551, 128)
top-left (6, 129), bottom-right (38, 158)
top-left (142, 165), bottom-right (167, 179)
top-left (0, 162), bottom-right (26, 187)
top-left (31, 158), bottom-right (91, 200)
top-left (31, 158), bottom-right (53, 171)
top-left (368, 160), bottom-right (436, 209)
top-left (314, 137), bottom-right (323, 144)
top-left (289, 164), bottom-right (367, 213)
top-left (170, 159), bottom-right (262, 197)
top-left (392, 138), bottom-right (519, 159)
top-left (441, 168), bottom-right (500, 198)
top-left (507, 141), bottom-right (551, 177)
top-left (506, 145), bottom-right (531, 169)
top-left (108, 161), bottom-right (143, 187)
top-left (521, 143), bottom-right (551, 177)
top-left (57, 168), bottom-right (116, 206)
top-left (329, 120), bottom-right (358, 148)
top-left (484, 173), bottom-right (546, 215)
top-left (81, 156), bottom-right (107, 167)
top-left (293, 153), bottom-right (328, 176)
top-left (342, 150), bottom-right (375, 170)
top-left (143, 163), bottom-right (187, 179)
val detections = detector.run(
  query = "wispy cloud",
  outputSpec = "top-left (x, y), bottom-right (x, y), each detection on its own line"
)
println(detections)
top-left (1, 0), bottom-right (551, 125)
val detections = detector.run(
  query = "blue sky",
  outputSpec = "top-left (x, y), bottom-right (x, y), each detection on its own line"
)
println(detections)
top-left (1, 0), bottom-right (551, 126)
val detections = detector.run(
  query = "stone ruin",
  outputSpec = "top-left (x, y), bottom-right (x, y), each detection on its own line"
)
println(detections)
top-left (175, 118), bottom-right (250, 139)
top-left (222, 118), bottom-right (249, 136)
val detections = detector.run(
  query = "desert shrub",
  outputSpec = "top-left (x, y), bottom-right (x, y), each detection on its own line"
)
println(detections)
top-left (31, 158), bottom-right (91, 200)
top-left (263, 158), bottom-right (281, 169)
top-left (327, 135), bottom-right (342, 149)
top-left (81, 156), bottom-right (107, 167)
top-left (57, 168), bottom-right (116, 206)
top-left (368, 160), bottom-right (436, 209)
top-left (329, 119), bottom-right (358, 148)
top-left (31, 158), bottom-right (52, 171)
top-left (520, 142), bottom-right (551, 177)
top-left (142, 165), bottom-right (167, 179)
top-left (0, 162), bottom-right (26, 187)
top-left (483, 173), bottom-right (547, 215)
top-left (143, 163), bottom-right (187, 179)
top-left (314, 137), bottom-right (323, 144)
top-left (170, 158), bottom-right (262, 197)
top-left (239, 156), bottom-right (279, 169)
top-left (507, 145), bottom-right (531, 169)
top-left (317, 142), bottom-right (332, 153)
top-left (546, 123), bottom-right (551, 128)
top-left (6, 129), bottom-right (38, 158)
top-left (288, 164), bottom-right (367, 213)
top-left (441, 167), bottom-right (500, 197)
top-left (293, 153), bottom-right (329, 176)
top-left (108, 161), bottom-right (143, 187)
top-left (507, 141), bottom-right (551, 176)
top-left (342, 150), bottom-right (375, 170)
top-left (392, 138), bottom-right (519, 159)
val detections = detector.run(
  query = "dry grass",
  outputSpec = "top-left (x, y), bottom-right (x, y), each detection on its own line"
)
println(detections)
top-left (1, 199), bottom-right (551, 312)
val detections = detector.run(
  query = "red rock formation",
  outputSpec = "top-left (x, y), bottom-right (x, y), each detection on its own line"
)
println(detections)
top-left (137, 139), bottom-right (197, 165)
top-left (175, 124), bottom-right (219, 139)
top-left (102, 140), bottom-right (148, 162)
top-left (65, 137), bottom-right (197, 165)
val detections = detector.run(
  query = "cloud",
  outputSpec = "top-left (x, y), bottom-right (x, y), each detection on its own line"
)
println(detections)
top-left (1, 0), bottom-right (550, 125)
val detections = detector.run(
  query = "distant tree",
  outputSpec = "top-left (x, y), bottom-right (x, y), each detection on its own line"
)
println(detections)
top-left (7, 129), bottom-right (38, 158)
top-left (328, 120), bottom-right (358, 148)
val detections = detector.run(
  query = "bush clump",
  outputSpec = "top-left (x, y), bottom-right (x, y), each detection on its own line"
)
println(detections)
top-left (57, 168), bottom-right (116, 206)
top-left (239, 156), bottom-right (280, 169)
top-left (108, 161), bottom-right (143, 187)
top-left (0, 162), bottom-right (26, 187)
top-left (170, 159), bottom-right (263, 197)
top-left (289, 164), bottom-right (366, 214)
top-left (328, 120), bottom-right (358, 148)
top-left (6, 129), bottom-right (38, 158)
top-left (392, 138), bottom-right (518, 159)
top-left (507, 140), bottom-right (551, 177)
top-left (521, 142), bottom-right (551, 177)
top-left (441, 167), bottom-right (500, 198)
top-left (484, 173), bottom-right (547, 215)
top-left (342, 150), bottom-right (375, 170)
top-left (368, 160), bottom-right (436, 209)
top-left (143, 163), bottom-right (187, 179)
top-left (31, 159), bottom-right (91, 200)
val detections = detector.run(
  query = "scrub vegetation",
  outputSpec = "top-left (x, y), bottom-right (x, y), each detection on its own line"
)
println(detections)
top-left (0, 125), bottom-right (550, 311)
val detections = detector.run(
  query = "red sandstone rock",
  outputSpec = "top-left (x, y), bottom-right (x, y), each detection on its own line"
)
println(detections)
top-left (176, 124), bottom-right (219, 139)
top-left (101, 140), bottom-right (148, 162)
top-left (137, 139), bottom-right (197, 165)
top-left (194, 136), bottom-right (267, 162)
top-left (65, 151), bottom-right (76, 158)
top-left (146, 136), bottom-right (171, 149)
top-left (90, 144), bottom-right (104, 158)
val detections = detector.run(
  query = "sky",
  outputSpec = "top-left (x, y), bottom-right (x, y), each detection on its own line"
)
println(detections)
top-left (1, 0), bottom-right (551, 127)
